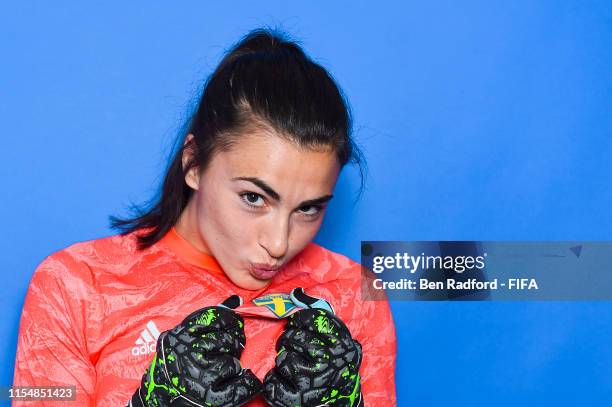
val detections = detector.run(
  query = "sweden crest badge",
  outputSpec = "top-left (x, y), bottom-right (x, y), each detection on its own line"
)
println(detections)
top-left (252, 293), bottom-right (297, 318)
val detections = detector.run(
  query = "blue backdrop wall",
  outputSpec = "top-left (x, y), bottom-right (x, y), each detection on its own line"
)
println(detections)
top-left (2, 1), bottom-right (612, 405)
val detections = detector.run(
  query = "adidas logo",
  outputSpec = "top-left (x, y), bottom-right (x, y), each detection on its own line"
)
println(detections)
top-left (131, 321), bottom-right (160, 356)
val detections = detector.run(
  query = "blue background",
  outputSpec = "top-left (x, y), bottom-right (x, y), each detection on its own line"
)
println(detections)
top-left (2, 1), bottom-right (612, 405)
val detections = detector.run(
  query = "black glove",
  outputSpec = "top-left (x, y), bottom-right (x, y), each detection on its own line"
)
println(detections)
top-left (263, 288), bottom-right (364, 407)
top-left (128, 295), bottom-right (262, 407)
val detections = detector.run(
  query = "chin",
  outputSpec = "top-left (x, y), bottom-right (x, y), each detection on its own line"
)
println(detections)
top-left (231, 275), bottom-right (271, 291)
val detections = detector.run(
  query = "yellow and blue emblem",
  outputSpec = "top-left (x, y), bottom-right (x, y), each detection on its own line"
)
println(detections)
top-left (252, 293), bottom-right (297, 318)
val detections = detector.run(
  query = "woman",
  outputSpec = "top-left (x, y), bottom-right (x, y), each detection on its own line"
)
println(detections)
top-left (13, 28), bottom-right (397, 406)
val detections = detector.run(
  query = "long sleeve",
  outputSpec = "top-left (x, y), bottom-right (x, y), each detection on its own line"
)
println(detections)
top-left (331, 271), bottom-right (398, 406)
top-left (353, 294), bottom-right (398, 405)
top-left (13, 251), bottom-right (97, 406)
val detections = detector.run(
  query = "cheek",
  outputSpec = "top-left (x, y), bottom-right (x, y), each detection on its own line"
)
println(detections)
top-left (288, 218), bottom-right (325, 254)
top-left (196, 188), bottom-right (258, 250)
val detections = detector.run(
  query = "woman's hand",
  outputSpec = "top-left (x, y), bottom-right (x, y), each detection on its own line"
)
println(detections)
top-left (263, 288), bottom-right (364, 407)
top-left (128, 295), bottom-right (262, 407)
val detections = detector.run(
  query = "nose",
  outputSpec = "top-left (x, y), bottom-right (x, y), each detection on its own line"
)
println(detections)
top-left (258, 216), bottom-right (289, 260)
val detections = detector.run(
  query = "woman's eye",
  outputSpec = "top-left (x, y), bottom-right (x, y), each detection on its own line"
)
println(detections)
top-left (299, 205), bottom-right (321, 216)
top-left (241, 192), bottom-right (265, 208)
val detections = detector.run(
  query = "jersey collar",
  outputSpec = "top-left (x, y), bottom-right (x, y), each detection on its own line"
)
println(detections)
top-left (159, 226), bottom-right (224, 275)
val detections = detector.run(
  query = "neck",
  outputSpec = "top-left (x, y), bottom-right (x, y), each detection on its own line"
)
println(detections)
top-left (174, 196), bottom-right (211, 255)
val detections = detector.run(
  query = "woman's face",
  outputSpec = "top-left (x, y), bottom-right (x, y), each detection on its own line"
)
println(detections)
top-left (178, 129), bottom-right (341, 290)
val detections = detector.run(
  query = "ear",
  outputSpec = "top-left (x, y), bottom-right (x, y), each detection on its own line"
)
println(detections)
top-left (182, 133), bottom-right (200, 190)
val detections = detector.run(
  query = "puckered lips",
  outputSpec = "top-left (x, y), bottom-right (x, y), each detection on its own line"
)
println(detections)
top-left (249, 262), bottom-right (282, 280)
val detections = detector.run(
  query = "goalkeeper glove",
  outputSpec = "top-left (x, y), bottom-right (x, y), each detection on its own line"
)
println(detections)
top-left (128, 295), bottom-right (262, 407)
top-left (263, 288), bottom-right (364, 406)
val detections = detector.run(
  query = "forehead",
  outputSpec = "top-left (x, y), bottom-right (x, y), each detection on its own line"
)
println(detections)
top-left (211, 131), bottom-right (341, 192)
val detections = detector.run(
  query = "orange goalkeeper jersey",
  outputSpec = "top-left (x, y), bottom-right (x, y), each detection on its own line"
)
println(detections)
top-left (13, 227), bottom-right (397, 406)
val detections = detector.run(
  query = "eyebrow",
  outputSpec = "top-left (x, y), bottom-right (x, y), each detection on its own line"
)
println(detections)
top-left (231, 176), bottom-right (334, 207)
